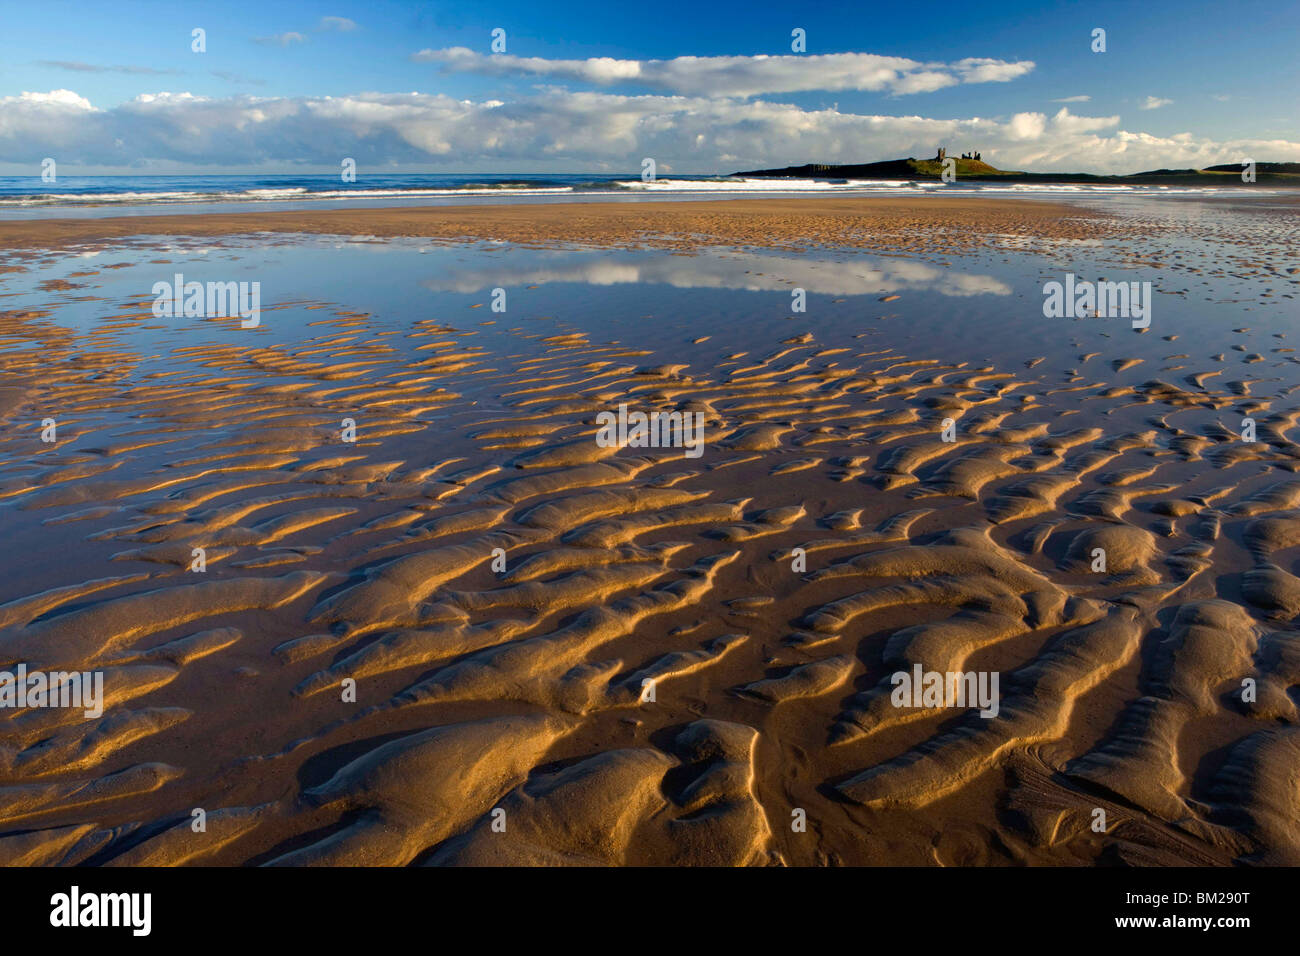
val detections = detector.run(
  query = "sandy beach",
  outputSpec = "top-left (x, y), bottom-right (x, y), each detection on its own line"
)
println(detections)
top-left (1, 193), bottom-right (1299, 867)
top-left (0, 195), bottom-right (1121, 252)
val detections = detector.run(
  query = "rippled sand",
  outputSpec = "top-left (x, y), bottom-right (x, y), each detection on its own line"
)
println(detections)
top-left (1, 195), bottom-right (1299, 866)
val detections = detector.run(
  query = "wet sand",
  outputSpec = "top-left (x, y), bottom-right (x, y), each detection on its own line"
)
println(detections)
top-left (0, 195), bottom-right (1117, 255)
top-left (1, 196), bottom-right (1299, 866)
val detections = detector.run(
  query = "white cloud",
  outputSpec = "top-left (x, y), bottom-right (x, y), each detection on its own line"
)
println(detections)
top-left (36, 61), bottom-right (182, 76)
top-left (2, 89), bottom-right (95, 110)
top-left (421, 248), bottom-right (1012, 297)
top-left (211, 71), bottom-right (266, 86)
top-left (1053, 95), bottom-right (1090, 103)
top-left (410, 48), bottom-right (1035, 97)
top-left (0, 90), bottom-right (96, 157)
top-left (1140, 96), bottom-right (1173, 110)
top-left (318, 17), bottom-right (357, 32)
top-left (254, 32), bottom-right (307, 47)
top-left (952, 58), bottom-right (1033, 84)
top-left (1, 89), bottom-right (1295, 175)
top-left (1006, 111), bottom-right (1048, 140)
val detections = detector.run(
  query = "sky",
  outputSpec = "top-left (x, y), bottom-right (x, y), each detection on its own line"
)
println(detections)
top-left (1, 0), bottom-right (1296, 175)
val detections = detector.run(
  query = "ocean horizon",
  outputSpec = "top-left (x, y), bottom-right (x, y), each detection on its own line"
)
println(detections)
top-left (0, 170), bottom-right (1270, 217)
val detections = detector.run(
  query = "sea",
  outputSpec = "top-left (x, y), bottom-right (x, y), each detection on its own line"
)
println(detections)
top-left (0, 171), bottom-right (1271, 220)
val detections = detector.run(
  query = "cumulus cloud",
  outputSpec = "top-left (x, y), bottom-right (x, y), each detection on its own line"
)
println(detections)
top-left (318, 16), bottom-right (357, 31)
top-left (410, 48), bottom-right (1035, 97)
top-left (2, 89), bottom-right (1294, 174)
top-left (1053, 95), bottom-right (1090, 103)
top-left (1140, 96), bottom-right (1173, 110)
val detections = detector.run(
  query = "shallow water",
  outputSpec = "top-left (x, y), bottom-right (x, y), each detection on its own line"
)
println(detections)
top-left (4, 194), bottom-right (1296, 400)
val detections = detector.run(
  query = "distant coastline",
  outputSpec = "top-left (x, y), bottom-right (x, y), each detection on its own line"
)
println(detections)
top-left (734, 156), bottom-right (1300, 187)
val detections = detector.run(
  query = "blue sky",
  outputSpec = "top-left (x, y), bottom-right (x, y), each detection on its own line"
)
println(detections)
top-left (1, 0), bottom-right (1296, 174)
